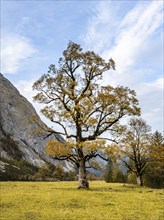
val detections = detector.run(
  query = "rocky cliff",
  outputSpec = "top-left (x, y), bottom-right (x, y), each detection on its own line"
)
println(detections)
top-left (0, 73), bottom-right (66, 168)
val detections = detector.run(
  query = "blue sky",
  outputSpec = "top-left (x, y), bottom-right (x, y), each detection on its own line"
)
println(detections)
top-left (1, 0), bottom-right (163, 133)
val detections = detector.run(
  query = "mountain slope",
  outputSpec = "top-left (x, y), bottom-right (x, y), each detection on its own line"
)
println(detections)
top-left (0, 73), bottom-right (66, 168)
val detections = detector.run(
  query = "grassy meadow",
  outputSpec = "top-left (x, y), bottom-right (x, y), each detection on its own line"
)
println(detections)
top-left (0, 181), bottom-right (163, 220)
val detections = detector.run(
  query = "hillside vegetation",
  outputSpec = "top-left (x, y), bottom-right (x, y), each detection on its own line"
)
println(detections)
top-left (0, 181), bottom-right (163, 220)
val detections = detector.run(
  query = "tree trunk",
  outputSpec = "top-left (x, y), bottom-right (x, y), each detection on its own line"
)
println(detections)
top-left (78, 159), bottom-right (89, 189)
top-left (136, 173), bottom-right (143, 186)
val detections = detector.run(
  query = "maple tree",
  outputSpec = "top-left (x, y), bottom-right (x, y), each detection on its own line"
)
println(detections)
top-left (119, 118), bottom-right (151, 186)
top-left (33, 42), bottom-right (140, 188)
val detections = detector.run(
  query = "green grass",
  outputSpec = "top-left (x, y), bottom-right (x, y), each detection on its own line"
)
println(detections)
top-left (0, 181), bottom-right (163, 220)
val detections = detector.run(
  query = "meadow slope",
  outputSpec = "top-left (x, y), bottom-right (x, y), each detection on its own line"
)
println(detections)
top-left (0, 181), bottom-right (163, 220)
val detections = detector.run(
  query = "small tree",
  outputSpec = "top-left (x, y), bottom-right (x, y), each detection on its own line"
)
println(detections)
top-left (103, 157), bottom-right (114, 183)
top-left (150, 131), bottom-right (164, 146)
top-left (145, 131), bottom-right (164, 188)
top-left (119, 118), bottom-right (151, 186)
top-left (33, 42), bottom-right (140, 189)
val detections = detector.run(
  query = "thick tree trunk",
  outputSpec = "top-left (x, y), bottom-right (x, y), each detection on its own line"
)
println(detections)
top-left (78, 159), bottom-right (89, 189)
top-left (136, 173), bottom-right (143, 186)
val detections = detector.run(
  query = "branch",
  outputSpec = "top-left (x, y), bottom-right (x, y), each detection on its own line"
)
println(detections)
top-left (52, 121), bottom-right (77, 140)
top-left (123, 160), bottom-right (135, 172)
top-left (40, 89), bottom-right (57, 103)
top-left (61, 67), bottom-right (72, 78)
top-left (83, 105), bottom-right (101, 124)
top-left (94, 153), bottom-right (109, 161)
top-left (85, 150), bottom-right (97, 162)
top-left (53, 154), bottom-right (78, 166)
top-left (82, 115), bottom-right (122, 142)
top-left (51, 119), bottom-right (67, 133)
top-left (97, 137), bottom-right (118, 144)
top-left (43, 130), bottom-right (65, 140)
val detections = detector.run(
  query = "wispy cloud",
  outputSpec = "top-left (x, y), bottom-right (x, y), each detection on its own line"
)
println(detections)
top-left (137, 77), bottom-right (163, 132)
top-left (83, 1), bottom-right (119, 53)
top-left (105, 1), bottom-right (163, 73)
top-left (83, 1), bottom-right (163, 131)
top-left (1, 34), bottom-right (36, 74)
top-left (137, 78), bottom-right (163, 95)
top-left (83, 1), bottom-right (163, 73)
top-left (15, 79), bottom-right (36, 103)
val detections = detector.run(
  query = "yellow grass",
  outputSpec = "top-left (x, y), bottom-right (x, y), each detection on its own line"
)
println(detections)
top-left (0, 181), bottom-right (163, 220)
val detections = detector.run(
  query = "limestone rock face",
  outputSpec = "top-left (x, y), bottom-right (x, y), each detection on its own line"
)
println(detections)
top-left (0, 73), bottom-right (65, 167)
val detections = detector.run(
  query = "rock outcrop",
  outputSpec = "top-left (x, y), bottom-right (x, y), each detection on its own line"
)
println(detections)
top-left (0, 73), bottom-right (66, 167)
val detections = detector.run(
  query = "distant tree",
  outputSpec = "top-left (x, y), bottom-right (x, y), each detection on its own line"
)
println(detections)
top-left (145, 131), bottom-right (164, 188)
top-left (150, 131), bottom-right (163, 146)
top-left (103, 157), bottom-right (114, 183)
top-left (51, 164), bottom-right (66, 181)
top-left (119, 118), bottom-right (151, 186)
top-left (35, 164), bottom-right (55, 181)
top-left (103, 157), bottom-right (127, 183)
top-left (33, 42), bottom-right (140, 189)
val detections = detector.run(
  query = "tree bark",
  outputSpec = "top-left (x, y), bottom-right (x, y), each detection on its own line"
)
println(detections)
top-left (136, 173), bottom-right (143, 186)
top-left (78, 159), bottom-right (89, 189)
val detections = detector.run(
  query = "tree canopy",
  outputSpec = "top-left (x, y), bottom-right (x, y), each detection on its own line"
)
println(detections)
top-left (33, 42), bottom-right (140, 188)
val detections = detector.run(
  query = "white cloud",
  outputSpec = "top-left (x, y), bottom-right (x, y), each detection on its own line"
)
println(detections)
top-left (137, 77), bottom-right (163, 132)
top-left (137, 78), bottom-right (163, 95)
top-left (83, 1), bottom-right (163, 73)
top-left (83, 1), bottom-right (118, 53)
top-left (83, 1), bottom-right (163, 132)
top-left (15, 79), bottom-right (45, 120)
top-left (15, 79), bottom-right (36, 103)
top-left (82, 1), bottom-right (163, 88)
top-left (103, 1), bottom-right (163, 72)
top-left (1, 34), bottom-right (36, 74)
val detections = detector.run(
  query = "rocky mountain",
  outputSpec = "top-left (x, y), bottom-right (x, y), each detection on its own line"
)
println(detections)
top-left (0, 73), bottom-right (68, 169)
